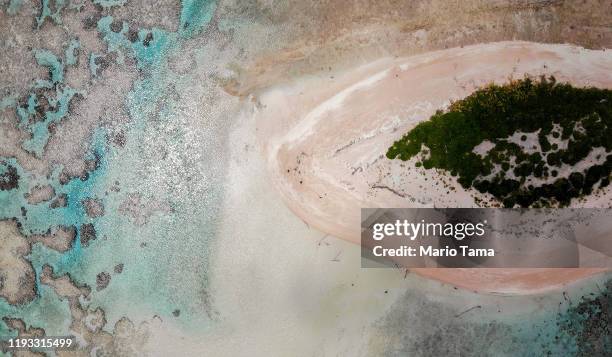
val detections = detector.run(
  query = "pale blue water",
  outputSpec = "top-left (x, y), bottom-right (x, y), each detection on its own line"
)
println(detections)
top-left (13, 45), bottom-right (81, 157)
top-left (7, 0), bottom-right (22, 16)
top-left (64, 39), bottom-right (80, 67)
top-left (35, 0), bottom-right (66, 28)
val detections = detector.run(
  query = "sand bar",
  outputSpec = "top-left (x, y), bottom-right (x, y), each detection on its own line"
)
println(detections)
top-left (255, 41), bottom-right (612, 294)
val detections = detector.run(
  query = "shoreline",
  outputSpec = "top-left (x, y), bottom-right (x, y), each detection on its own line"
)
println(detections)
top-left (255, 41), bottom-right (612, 294)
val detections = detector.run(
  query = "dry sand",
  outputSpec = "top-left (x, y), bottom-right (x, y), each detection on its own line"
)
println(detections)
top-left (254, 41), bottom-right (612, 294)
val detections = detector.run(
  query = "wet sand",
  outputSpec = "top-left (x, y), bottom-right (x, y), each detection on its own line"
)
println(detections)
top-left (255, 41), bottom-right (612, 294)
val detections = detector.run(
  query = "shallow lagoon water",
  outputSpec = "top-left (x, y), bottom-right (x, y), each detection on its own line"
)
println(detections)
top-left (0, 1), bottom-right (611, 355)
top-left (1, 0), bottom-right (221, 334)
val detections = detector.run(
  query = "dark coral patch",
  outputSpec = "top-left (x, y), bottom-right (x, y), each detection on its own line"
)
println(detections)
top-left (0, 163), bottom-right (20, 191)
top-left (80, 223), bottom-right (97, 247)
top-left (557, 280), bottom-right (612, 355)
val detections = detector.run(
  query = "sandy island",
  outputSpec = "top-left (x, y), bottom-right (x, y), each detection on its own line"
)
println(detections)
top-left (254, 41), bottom-right (612, 294)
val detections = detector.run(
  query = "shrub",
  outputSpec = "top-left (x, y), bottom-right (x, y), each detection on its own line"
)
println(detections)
top-left (386, 77), bottom-right (612, 207)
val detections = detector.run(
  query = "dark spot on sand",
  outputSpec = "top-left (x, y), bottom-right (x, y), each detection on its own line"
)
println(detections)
top-left (82, 14), bottom-right (102, 30)
top-left (127, 27), bottom-right (139, 43)
top-left (96, 272), bottom-right (111, 291)
top-left (114, 264), bottom-right (124, 274)
top-left (110, 20), bottom-right (123, 33)
top-left (93, 56), bottom-right (111, 75)
top-left (48, 122), bottom-right (57, 134)
top-left (143, 32), bottom-right (154, 47)
top-left (67, 92), bottom-right (84, 114)
top-left (59, 171), bottom-right (71, 185)
top-left (112, 130), bottom-right (126, 148)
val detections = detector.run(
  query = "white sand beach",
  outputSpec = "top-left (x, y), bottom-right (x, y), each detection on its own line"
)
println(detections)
top-left (254, 41), bottom-right (612, 293)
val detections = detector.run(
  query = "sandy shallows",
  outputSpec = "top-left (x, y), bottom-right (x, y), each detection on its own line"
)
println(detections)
top-left (255, 41), bottom-right (611, 294)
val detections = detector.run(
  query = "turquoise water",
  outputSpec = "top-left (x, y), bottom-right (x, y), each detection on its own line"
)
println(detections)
top-left (376, 273), bottom-right (611, 356)
top-left (64, 39), bottom-right (80, 67)
top-left (13, 46), bottom-right (81, 157)
top-left (1, 0), bottom-right (220, 337)
top-left (7, 0), bottom-right (22, 15)
top-left (36, 0), bottom-right (66, 28)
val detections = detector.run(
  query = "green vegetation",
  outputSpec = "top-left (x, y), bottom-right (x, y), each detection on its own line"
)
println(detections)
top-left (386, 77), bottom-right (612, 207)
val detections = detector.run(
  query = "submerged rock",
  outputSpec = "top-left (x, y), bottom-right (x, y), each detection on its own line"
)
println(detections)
top-left (0, 163), bottom-right (19, 191)
top-left (83, 197), bottom-right (105, 218)
top-left (96, 272), bottom-right (111, 291)
top-left (80, 223), bottom-right (97, 247)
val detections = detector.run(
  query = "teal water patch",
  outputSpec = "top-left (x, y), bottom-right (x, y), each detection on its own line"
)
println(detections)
top-left (504, 276), bottom-right (612, 355)
top-left (7, 0), bottom-right (23, 16)
top-left (79, 2), bottom-right (224, 329)
top-left (17, 86), bottom-right (81, 157)
top-left (64, 39), bottom-right (80, 67)
top-left (12, 46), bottom-right (82, 157)
top-left (0, 282), bottom-right (72, 337)
top-left (34, 50), bottom-right (64, 84)
top-left (0, 127), bottom-right (109, 258)
top-left (35, 0), bottom-right (66, 28)
top-left (556, 279), bottom-right (612, 355)
top-left (2, 0), bottom-right (221, 337)
top-left (375, 274), bottom-right (611, 356)
top-left (0, 128), bottom-right (110, 336)
top-left (0, 96), bottom-right (16, 110)
top-left (88, 53), bottom-right (103, 77)
top-left (179, 0), bottom-right (216, 38)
